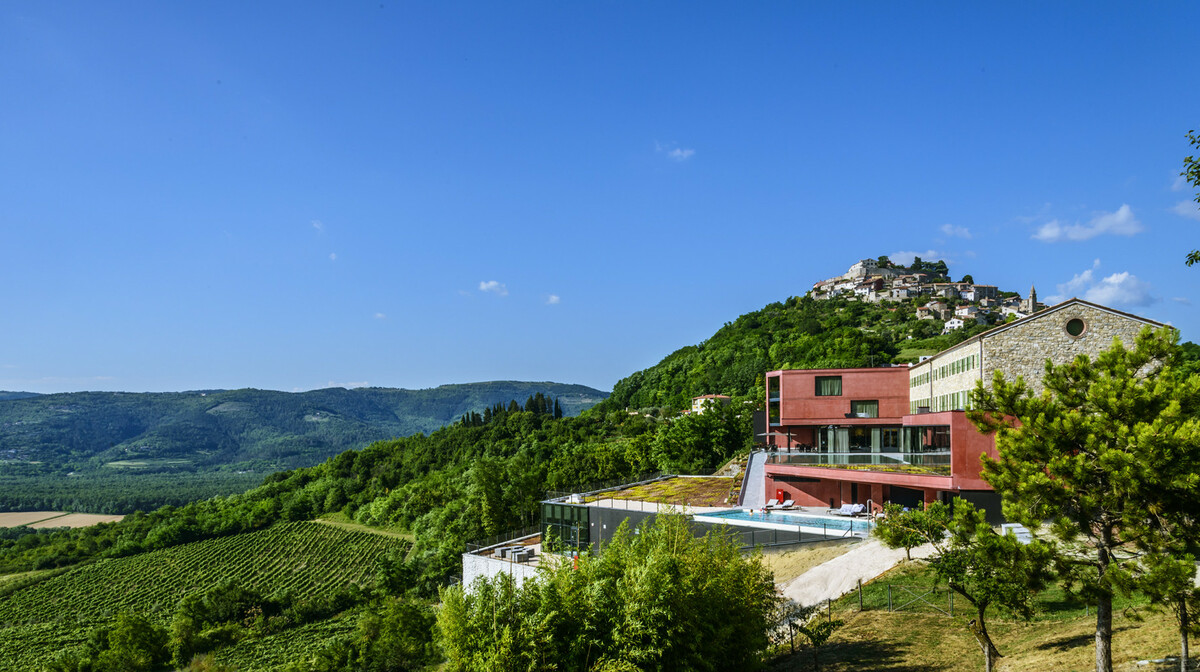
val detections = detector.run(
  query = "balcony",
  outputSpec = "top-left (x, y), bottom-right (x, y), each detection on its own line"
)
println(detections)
top-left (766, 451), bottom-right (951, 476)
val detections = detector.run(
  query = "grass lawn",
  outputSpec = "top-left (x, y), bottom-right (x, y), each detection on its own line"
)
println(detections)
top-left (762, 539), bottom-right (859, 585)
top-left (768, 560), bottom-right (1185, 672)
top-left (591, 476), bottom-right (737, 507)
top-left (314, 512), bottom-right (414, 541)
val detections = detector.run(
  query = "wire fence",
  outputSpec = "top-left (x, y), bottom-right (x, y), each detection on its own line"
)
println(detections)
top-left (544, 472), bottom-right (665, 501)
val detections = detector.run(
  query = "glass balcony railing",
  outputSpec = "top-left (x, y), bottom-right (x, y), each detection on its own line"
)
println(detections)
top-left (767, 451), bottom-right (951, 476)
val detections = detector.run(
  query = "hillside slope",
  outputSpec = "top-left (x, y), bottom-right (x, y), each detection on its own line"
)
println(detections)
top-left (0, 381), bottom-right (606, 471)
top-left (0, 521), bottom-right (407, 671)
top-left (600, 295), bottom-right (990, 411)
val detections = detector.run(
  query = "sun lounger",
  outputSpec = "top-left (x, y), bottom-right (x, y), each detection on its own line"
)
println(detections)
top-left (764, 498), bottom-right (778, 509)
top-left (778, 499), bottom-right (795, 510)
top-left (828, 503), bottom-right (866, 516)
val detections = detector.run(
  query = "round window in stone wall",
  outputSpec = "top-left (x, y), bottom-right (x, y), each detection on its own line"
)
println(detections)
top-left (1065, 318), bottom-right (1086, 337)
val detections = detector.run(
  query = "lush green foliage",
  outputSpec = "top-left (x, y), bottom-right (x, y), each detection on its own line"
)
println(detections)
top-left (872, 501), bottom-right (948, 561)
top-left (438, 514), bottom-right (778, 672)
top-left (923, 501), bottom-right (1055, 672)
top-left (280, 598), bottom-right (437, 672)
top-left (599, 295), bottom-right (993, 411)
top-left (970, 327), bottom-right (1200, 672)
top-left (1182, 129), bottom-right (1199, 266)
top-left (0, 469), bottom-right (263, 514)
top-left (0, 382), bottom-right (606, 512)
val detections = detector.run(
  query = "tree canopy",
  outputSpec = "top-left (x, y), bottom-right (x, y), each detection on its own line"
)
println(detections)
top-left (437, 514), bottom-right (778, 672)
top-left (1183, 129), bottom-right (1199, 266)
top-left (969, 327), bottom-right (1200, 672)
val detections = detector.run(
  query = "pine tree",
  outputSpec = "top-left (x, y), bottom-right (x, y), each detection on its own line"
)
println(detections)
top-left (969, 327), bottom-right (1200, 672)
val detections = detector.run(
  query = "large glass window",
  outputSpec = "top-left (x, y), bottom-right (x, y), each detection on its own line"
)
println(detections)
top-left (881, 428), bottom-right (901, 449)
top-left (768, 376), bottom-right (781, 400)
top-left (815, 376), bottom-right (842, 396)
top-left (848, 427), bottom-right (873, 451)
top-left (850, 400), bottom-right (878, 418)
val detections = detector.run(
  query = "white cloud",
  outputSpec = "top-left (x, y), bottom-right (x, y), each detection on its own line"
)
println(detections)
top-left (1084, 272), bottom-right (1156, 307)
top-left (655, 141), bottom-right (695, 162)
top-left (888, 250), bottom-right (942, 267)
top-left (546, 294), bottom-right (561, 305)
top-left (1047, 260), bottom-right (1156, 307)
top-left (312, 219), bottom-right (325, 232)
top-left (940, 224), bottom-right (972, 239)
top-left (1045, 259), bottom-right (1100, 303)
top-left (479, 280), bottom-right (508, 296)
top-left (1032, 204), bottom-right (1142, 242)
top-left (329, 253), bottom-right (337, 261)
top-left (1173, 175), bottom-right (1187, 191)
top-left (374, 312), bottom-right (386, 319)
top-left (1171, 200), bottom-right (1200, 221)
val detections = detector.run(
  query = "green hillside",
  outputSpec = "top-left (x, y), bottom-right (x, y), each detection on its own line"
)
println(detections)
top-left (0, 382), bottom-right (606, 512)
top-left (0, 521), bottom-right (407, 671)
top-left (0, 382), bottom-right (606, 469)
top-left (600, 294), bottom-right (992, 411)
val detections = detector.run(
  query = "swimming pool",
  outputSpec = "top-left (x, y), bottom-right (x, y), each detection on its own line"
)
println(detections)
top-left (692, 509), bottom-right (873, 536)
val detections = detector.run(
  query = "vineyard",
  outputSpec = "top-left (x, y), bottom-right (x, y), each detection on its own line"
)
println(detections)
top-left (0, 521), bottom-right (409, 670)
top-left (213, 611), bottom-right (360, 670)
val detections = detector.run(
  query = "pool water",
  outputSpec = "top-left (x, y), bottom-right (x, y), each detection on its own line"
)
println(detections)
top-left (694, 509), bottom-right (873, 535)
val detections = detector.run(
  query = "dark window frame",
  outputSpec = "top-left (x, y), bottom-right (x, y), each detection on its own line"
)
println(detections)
top-left (815, 376), bottom-right (842, 397)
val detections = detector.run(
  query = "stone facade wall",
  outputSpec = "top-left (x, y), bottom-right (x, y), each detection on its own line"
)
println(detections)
top-left (981, 304), bottom-right (1155, 395)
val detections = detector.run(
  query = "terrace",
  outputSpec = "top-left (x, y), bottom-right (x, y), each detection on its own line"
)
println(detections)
top-left (766, 451), bottom-right (951, 477)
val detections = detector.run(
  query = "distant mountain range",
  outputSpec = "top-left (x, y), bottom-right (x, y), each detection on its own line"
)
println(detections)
top-left (0, 382), bottom-right (607, 473)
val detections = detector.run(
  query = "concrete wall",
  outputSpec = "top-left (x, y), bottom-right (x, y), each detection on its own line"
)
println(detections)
top-left (462, 552), bottom-right (541, 590)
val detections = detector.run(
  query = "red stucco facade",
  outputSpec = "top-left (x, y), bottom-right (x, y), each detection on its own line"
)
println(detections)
top-left (763, 368), bottom-right (998, 513)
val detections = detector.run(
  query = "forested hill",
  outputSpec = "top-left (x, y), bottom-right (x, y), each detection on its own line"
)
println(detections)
top-left (599, 295), bottom-right (996, 412)
top-left (0, 381), bottom-right (606, 471)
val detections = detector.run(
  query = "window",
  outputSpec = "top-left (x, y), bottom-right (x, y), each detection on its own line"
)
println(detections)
top-left (815, 376), bottom-right (842, 396)
top-left (881, 428), bottom-right (901, 449)
top-left (850, 400), bottom-right (878, 418)
top-left (767, 376), bottom-right (781, 400)
top-left (1065, 318), bottom-right (1086, 337)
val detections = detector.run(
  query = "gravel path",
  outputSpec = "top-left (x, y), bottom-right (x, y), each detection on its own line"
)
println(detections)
top-left (779, 538), bottom-right (935, 606)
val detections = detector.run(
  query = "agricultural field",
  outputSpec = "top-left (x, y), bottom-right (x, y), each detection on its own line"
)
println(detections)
top-left (0, 511), bottom-right (124, 528)
top-left (0, 521), bottom-right (409, 670)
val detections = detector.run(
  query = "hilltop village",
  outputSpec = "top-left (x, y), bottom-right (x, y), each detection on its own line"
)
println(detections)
top-left (809, 256), bottom-right (1044, 333)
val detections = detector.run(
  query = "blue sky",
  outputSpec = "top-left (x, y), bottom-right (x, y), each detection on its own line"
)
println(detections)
top-left (2, 2), bottom-right (1198, 394)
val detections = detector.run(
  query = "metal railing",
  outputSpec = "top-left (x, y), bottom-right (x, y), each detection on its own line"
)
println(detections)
top-left (465, 525), bottom-right (541, 553)
top-left (766, 451), bottom-right (951, 475)
top-left (544, 471), bottom-right (665, 501)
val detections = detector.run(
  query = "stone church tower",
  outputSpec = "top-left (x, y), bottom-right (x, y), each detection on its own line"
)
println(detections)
top-left (1020, 284), bottom-right (1040, 313)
